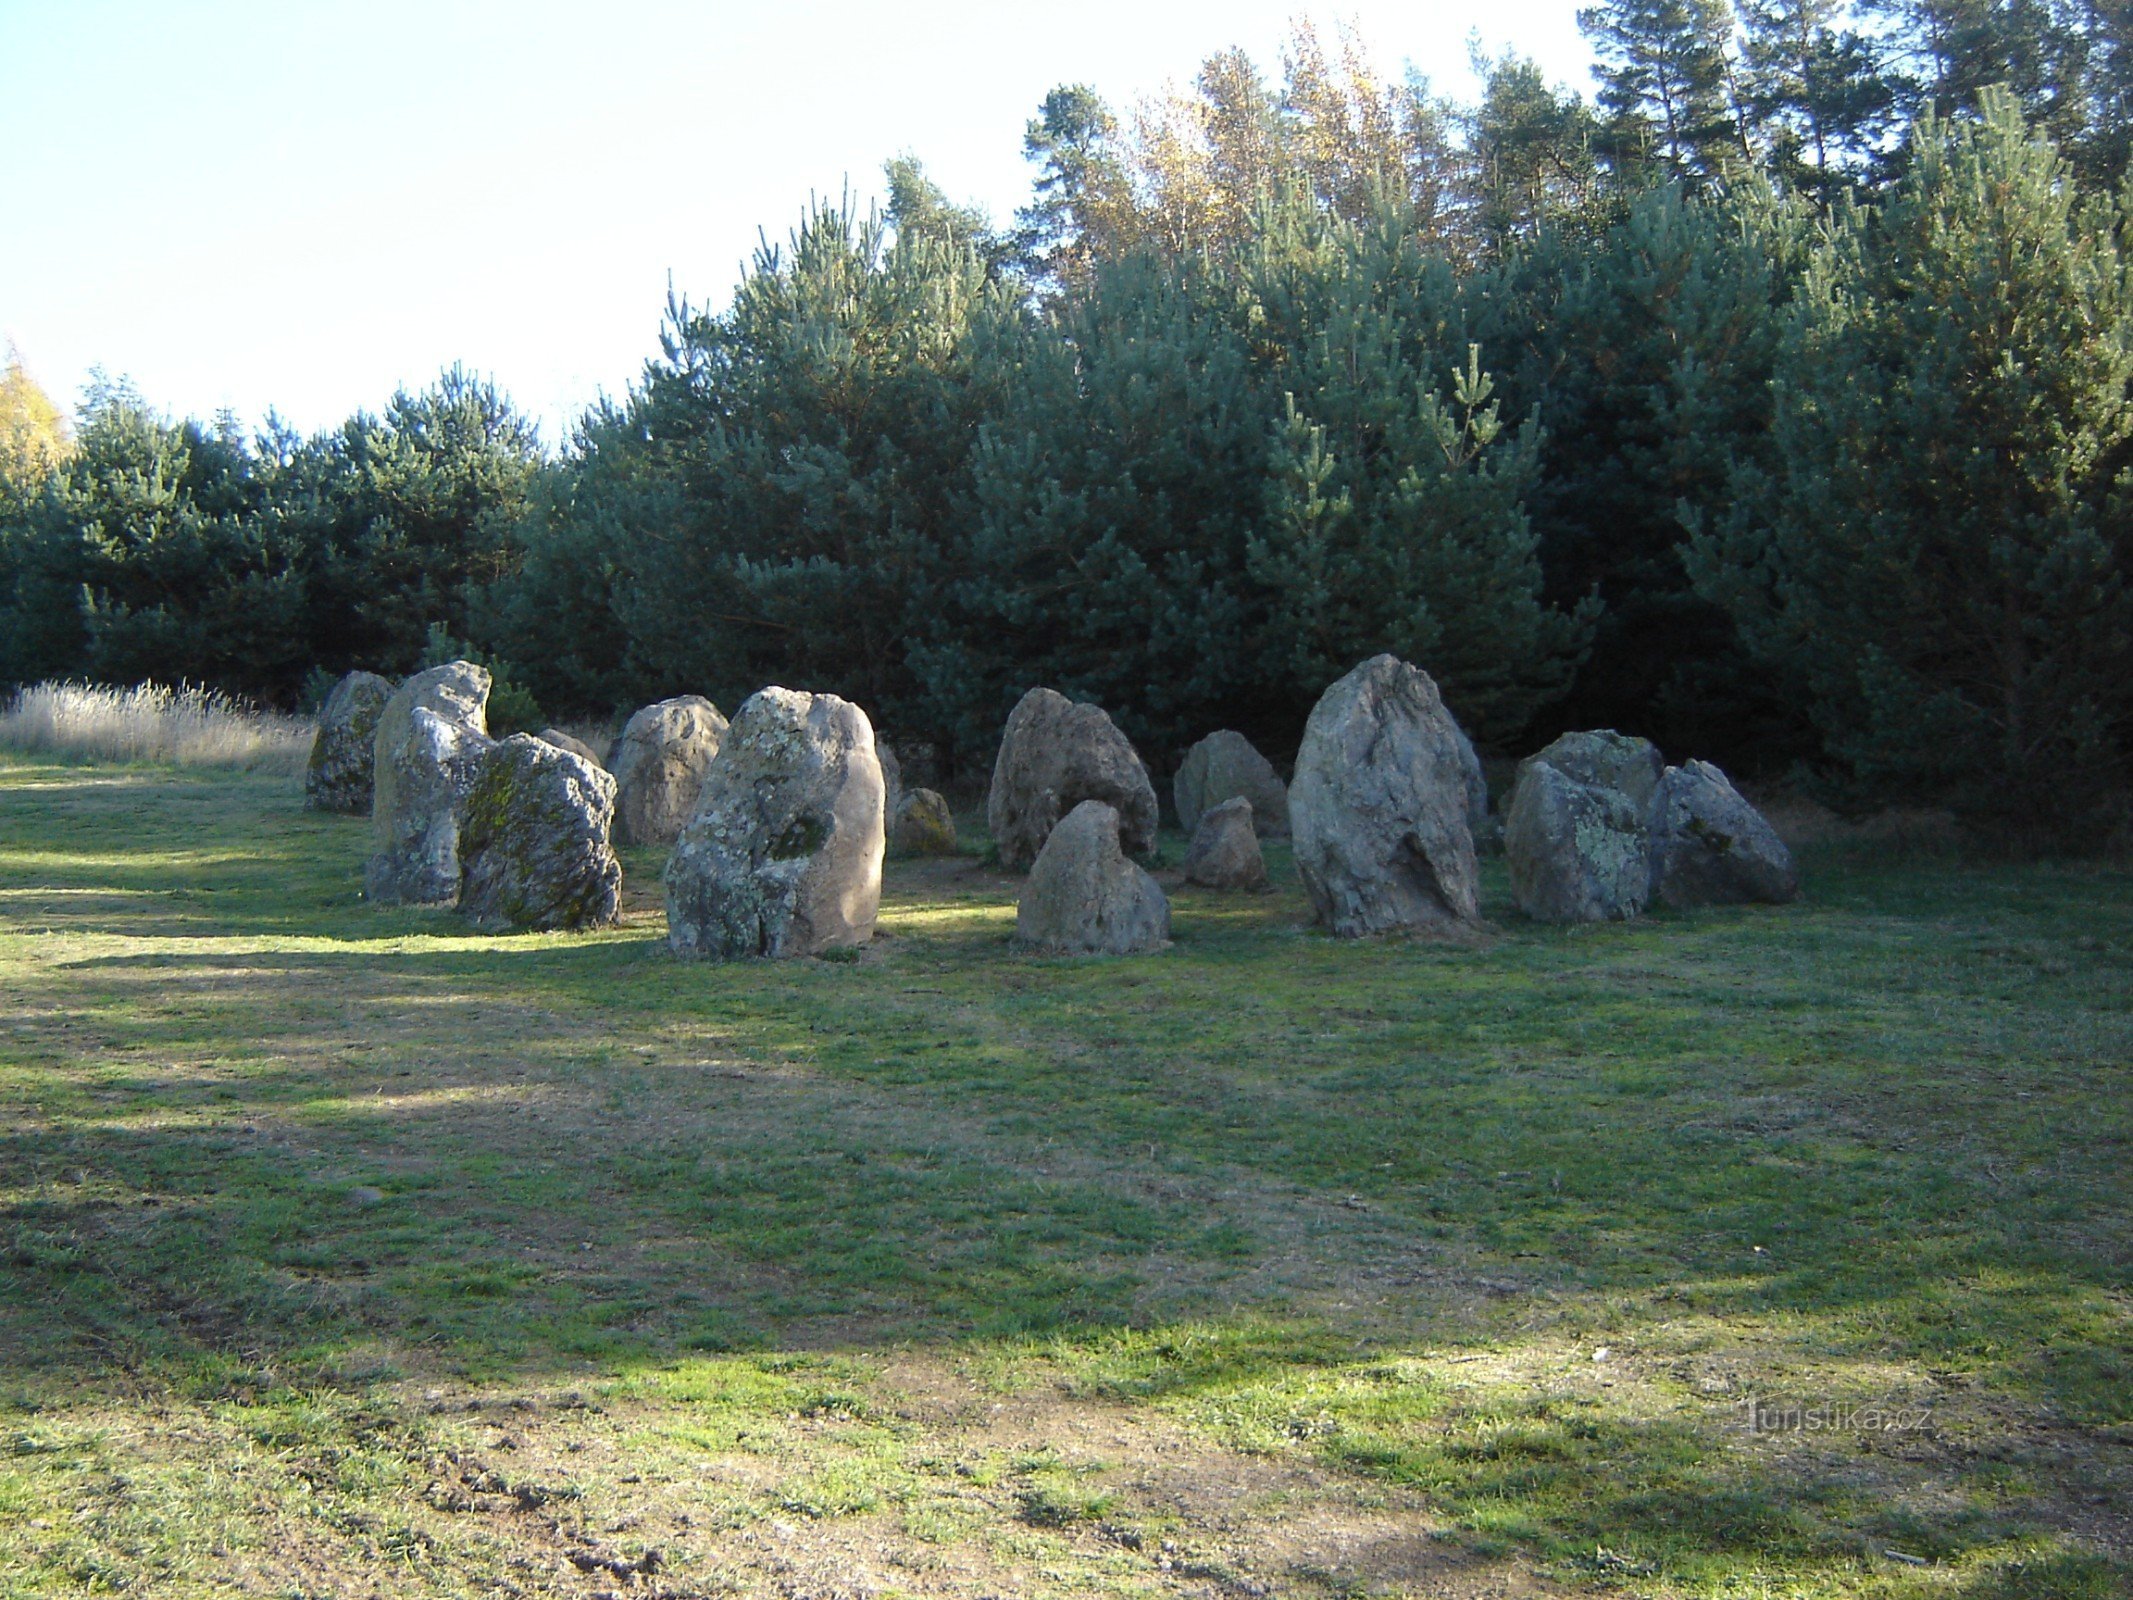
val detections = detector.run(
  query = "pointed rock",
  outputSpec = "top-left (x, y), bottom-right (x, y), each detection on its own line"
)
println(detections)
top-left (987, 687), bottom-right (1158, 870)
top-left (1289, 655), bottom-right (1480, 937)
top-left (306, 671), bottom-right (395, 814)
top-left (1017, 801), bottom-right (1170, 954)
top-left (1651, 759), bottom-right (1798, 907)
top-left (664, 688), bottom-right (884, 959)
top-left (611, 695), bottom-right (728, 847)
top-left (1174, 730), bottom-right (1289, 837)
top-left (365, 662), bottom-right (493, 905)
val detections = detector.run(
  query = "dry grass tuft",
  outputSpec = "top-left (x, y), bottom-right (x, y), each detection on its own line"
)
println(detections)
top-left (0, 680), bottom-right (314, 775)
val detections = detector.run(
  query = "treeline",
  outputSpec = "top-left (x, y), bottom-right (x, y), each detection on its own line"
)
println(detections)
top-left (3, 2), bottom-right (2131, 839)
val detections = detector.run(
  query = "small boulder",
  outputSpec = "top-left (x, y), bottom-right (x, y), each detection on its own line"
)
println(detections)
top-left (892, 788), bottom-right (959, 856)
top-left (364, 662), bottom-right (493, 905)
top-left (611, 696), bottom-right (728, 848)
top-left (458, 735), bottom-right (622, 931)
top-left (1504, 757), bottom-right (1654, 923)
top-left (1289, 655), bottom-right (1481, 937)
top-left (536, 727), bottom-right (604, 769)
top-left (1650, 759), bottom-right (1798, 908)
top-left (1182, 796), bottom-right (1268, 891)
top-left (1017, 800), bottom-right (1170, 954)
top-left (305, 670), bottom-right (394, 814)
top-left (988, 688), bottom-right (1159, 870)
top-left (1174, 730), bottom-right (1289, 837)
top-left (664, 687), bottom-right (884, 959)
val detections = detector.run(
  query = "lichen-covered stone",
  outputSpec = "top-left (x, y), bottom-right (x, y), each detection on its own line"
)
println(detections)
top-left (1504, 754), bottom-right (1653, 923)
top-left (458, 735), bottom-right (621, 931)
top-left (891, 788), bottom-right (959, 856)
top-left (611, 696), bottom-right (728, 847)
top-left (1289, 655), bottom-right (1481, 938)
top-left (1182, 796), bottom-right (1268, 890)
top-left (364, 662), bottom-right (492, 905)
top-left (305, 671), bottom-right (394, 813)
top-left (536, 727), bottom-right (604, 769)
top-left (1174, 730), bottom-right (1289, 837)
top-left (988, 688), bottom-right (1159, 870)
top-left (1017, 801), bottom-right (1170, 954)
top-left (1650, 759), bottom-right (1798, 908)
top-left (664, 688), bottom-right (884, 959)
top-left (1524, 729), bottom-right (1665, 813)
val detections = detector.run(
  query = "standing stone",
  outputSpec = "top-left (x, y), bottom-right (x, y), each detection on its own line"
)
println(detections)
top-left (305, 671), bottom-right (394, 814)
top-left (892, 788), bottom-right (959, 856)
top-left (1182, 796), bottom-right (1268, 891)
top-left (1017, 801), bottom-right (1171, 954)
top-left (878, 740), bottom-right (904, 826)
top-left (987, 687), bottom-right (1159, 870)
top-left (536, 727), bottom-right (604, 769)
top-left (1289, 655), bottom-right (1481, 937)
top-left (1446, 714), bottom-right (1498, 852)
top-left (1650, 759), bottom-right (1799, 908)
top-left (1174, 730), bottom-right (1289, 838)
top-left (664, 688), bottom-right (884, 959)
top-left (1504, 758), bottom-right (1654, 922)
top-left (458, 735), bottom-right (622, 931)
top-left (610, 696), bottom-right (728, 848)
top-left (364, 662), bottom-right (493, 905)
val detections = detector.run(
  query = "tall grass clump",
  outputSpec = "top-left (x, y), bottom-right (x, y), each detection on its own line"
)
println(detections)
top-left (0, 681), bottom-right (314, 775)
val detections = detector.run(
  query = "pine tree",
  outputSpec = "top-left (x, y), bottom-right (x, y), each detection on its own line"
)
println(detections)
top-left (1739, 0), bottom-right (1897, 194)
top-left (1691, 94), bottom-right (2133, 836)
top-left (1464, 52), bottom-right (1609, 253)
top-left (1235, 200), bottom-right (1592, 742)
top-left (1873, 0), bottom-right (2090, 143)
top-left (1579, 0), bottom-right (1751, 181)
top-left (0, 394), bottom-right (312, 697)
top-left (1012, 85), bottom-right (1137, 296)
top-left (582, 196), bottom-right (1010, 740)
top-left (918, 247), bottom-right (1265, 765)
top-left (1472, 180), bottom-right (1814, 762)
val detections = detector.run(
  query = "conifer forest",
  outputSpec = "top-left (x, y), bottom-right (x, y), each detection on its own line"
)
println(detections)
top-left (5, 0), bottom-right (2131, 838)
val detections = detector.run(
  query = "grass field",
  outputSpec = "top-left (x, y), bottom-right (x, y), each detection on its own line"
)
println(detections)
top-left (0, 752), bottom-right (2127, 1598)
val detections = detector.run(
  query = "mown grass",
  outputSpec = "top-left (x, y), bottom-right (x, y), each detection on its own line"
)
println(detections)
top-left (0, 751), bottom-right (2126, 1597)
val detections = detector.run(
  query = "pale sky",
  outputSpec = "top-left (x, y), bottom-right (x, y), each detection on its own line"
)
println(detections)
top-left (0, 0), bottom-right (1593, 444)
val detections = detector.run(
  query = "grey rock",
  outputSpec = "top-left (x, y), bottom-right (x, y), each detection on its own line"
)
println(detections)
top-left (1446, 713), bottom-right (1497, 852)
top-left (1016, 800), bottom-right (1171, 954)
top-left (664, 687), bottom-right (884, 959)
top-left (536, 727), bottom-right (604, 769)
top-left (1651, 759), bottom-right (1798, 908)
top-left (364, 662), bottom-right (493, 905)
top-left (891, 788), bottom-right (959, 856)
top-left (1504, 755), bottom-right (1654, 923)
top-left (878, 740), bottom-right (904, 825)
top-left (304, 671), bottom-right (394, 814)
top-left (987, 687), bottom-right (1159, 870)
top-left (1525, 729), bottom-right (1665, 813)
top-left (1174, 730), bottom-right (1289, 837)
top-left (1182, 796), bottom-right (1268, 891)
top-left (458, 734), bottom-right (622, 932)
top-left (611, 696), bottom-right (728, 848)
top-left (1289, 655), bottom-right (1481, 938)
